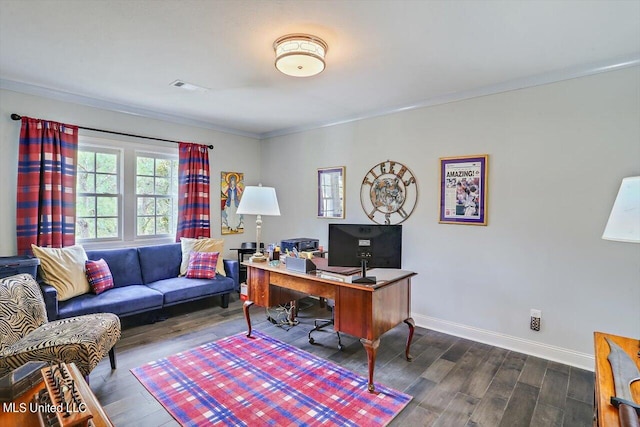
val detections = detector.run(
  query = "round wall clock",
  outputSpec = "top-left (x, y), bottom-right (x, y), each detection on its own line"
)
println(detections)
top-left (360, 160), bottom-right (418, 225)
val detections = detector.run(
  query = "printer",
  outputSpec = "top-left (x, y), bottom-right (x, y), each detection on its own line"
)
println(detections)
top-left (280, 238), bottom-right (319, 253)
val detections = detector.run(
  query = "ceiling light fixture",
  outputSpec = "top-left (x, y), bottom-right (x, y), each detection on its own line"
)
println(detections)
top-left (273, 34), bottom-right (328, 77)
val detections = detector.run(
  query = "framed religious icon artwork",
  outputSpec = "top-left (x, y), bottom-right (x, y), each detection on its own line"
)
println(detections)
top-left (317, 167), bottom-right (345, 219)
top-left (439, 154), bottom-right (489, 225)
top-left (221, 171), bottom-right (244, 234)
top-left (360, 160), bottom-right (418, 225)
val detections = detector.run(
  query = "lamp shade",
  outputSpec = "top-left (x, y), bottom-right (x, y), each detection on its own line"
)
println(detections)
top-left (274, 34), bottom-right (327, 77)
top-left (236, 186), bottom-right (281, 216)
top-left (602, 176), bottom-right (640, 243)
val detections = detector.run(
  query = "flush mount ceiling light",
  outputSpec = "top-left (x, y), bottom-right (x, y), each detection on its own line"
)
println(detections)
top-left (273, 34), bottom-right (328, 77)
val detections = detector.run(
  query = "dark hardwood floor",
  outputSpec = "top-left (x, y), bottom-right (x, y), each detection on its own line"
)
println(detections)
top-left (89, 295), bottom-right (594, 426)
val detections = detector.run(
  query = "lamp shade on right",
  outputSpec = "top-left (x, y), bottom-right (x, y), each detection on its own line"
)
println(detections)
top-left (602, 176), bottom-right (640, 243)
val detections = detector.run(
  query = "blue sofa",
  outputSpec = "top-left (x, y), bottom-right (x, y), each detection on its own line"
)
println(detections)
top-left (39, 243), bottom-right (239, 321)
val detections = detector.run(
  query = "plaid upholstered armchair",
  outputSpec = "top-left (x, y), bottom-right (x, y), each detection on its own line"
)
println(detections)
top-left (0, 274), bottom-right (121, 379)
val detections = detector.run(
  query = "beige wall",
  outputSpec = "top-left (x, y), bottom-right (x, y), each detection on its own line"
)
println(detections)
top-left (0, 89), bottom-right (261, 258)
top-left (261, 67), bottom-right (640, 368)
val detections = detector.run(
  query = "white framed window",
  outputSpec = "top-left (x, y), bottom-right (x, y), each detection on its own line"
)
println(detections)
top-left (135, 153), bottom-right (179, 238)
top-left (76, 135), bottom-right (179, 247)
top-left (76, 147), bottom-right (122, 241)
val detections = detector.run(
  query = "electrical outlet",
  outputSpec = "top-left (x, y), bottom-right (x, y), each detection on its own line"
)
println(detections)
top-left (530, 309), bottom-right (541, 331)
top-left (530, 316), bottom-right (541, 331)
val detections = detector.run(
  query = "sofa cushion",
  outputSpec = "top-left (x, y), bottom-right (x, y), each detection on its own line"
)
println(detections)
top-left (31, 244), bottom-right (90, 301)
top-left (57, 285), bottom-right (163, 319)
top-left (138, 243), bottom-right (182, 284)
top-left (186, 252), bottom-right (219, 279)
top-left (147, 276), bottom-right (235, 305)
top-left (85, 259), bottom-right (114, 294)
top-left (180, 238), bottom-right (226, 276)
top-left (86, 248), bottom-right (143, 288)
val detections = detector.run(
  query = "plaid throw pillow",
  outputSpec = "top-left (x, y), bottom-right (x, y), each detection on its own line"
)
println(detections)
top-left (186, 251), bottom-right (219, 279)
top-left (85, 258), bottom-right (114, 294)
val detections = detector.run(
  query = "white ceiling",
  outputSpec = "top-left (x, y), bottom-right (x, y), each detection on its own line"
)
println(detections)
top-left (1, 0), bottom-right (639, 139)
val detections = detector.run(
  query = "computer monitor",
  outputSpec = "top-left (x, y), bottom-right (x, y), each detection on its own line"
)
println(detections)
top-left (328, 224), bottom-right (402, 284)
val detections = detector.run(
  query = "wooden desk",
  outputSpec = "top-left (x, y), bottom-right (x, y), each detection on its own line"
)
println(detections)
top-left (593, 332), bottom-right (640, 426)
top-left (242, 261), bottom-right (416, 393)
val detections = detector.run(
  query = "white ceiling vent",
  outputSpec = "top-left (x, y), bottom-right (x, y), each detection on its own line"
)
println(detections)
top-left (170, 80), bottom-right (208, 92)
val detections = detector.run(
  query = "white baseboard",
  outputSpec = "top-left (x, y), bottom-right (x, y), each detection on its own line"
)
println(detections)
top-left (413, 314), bottom-right (595, 372)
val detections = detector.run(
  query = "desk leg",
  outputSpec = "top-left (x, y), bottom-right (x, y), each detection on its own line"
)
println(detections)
top-left (404, 317), bottom-right (415, 361)
top-left (360, 338), bottom-right (380, 393)
top-left (243, 300), bottom-right (254, 337)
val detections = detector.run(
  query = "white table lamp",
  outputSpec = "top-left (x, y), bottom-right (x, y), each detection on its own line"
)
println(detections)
top-left (236, 184), bottom-right (281, 262)
top-left (602, 176), bottom-right (640, 243)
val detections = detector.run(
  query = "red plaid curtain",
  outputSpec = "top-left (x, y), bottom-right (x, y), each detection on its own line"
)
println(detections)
top-left (176, 142), bottom-right (211, 240)
top-left (16, 117), bottom-right (79, 255)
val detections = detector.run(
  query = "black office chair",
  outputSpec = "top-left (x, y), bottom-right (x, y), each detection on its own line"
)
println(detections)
top-left (238, 241), bottom-right (264, 259)
top-left (308, 298), bottom-right (343, 350)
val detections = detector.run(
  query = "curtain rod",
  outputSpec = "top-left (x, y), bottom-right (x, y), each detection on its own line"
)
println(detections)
top-left (10, 114), bottom-right (214, 149)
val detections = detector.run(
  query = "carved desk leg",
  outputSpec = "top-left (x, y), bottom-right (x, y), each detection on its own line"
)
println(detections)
top-left (360, 338), bottom-right (380, 393)
top-left (243, 300), bottom-right (254, 337)
top-left (404, 317), bottom-right (415, 361)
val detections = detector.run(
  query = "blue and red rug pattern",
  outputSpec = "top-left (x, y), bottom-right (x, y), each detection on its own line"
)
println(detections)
top-left (132, 330), bottom-right (411, 426)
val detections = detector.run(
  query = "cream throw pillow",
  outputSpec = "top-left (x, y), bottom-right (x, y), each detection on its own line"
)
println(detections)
top-left (180, 237), bottom-right (226, 277)
top-left (31, 244), bottom-right (91, 301)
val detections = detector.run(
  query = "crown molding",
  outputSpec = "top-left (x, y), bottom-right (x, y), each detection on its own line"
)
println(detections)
top-left (260, 54), bottom-right (640, 139)
top-left (2, 54), bottom-right (638, 141)
top-left (0, 79), bottom-right (261, 140)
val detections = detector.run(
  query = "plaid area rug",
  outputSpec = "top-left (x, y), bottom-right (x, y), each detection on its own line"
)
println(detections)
top-left (131, 330), bottom-right (412, 426)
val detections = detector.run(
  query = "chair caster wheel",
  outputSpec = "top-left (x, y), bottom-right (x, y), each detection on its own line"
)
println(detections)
top-left (309, 337), bottom-right (315, 344)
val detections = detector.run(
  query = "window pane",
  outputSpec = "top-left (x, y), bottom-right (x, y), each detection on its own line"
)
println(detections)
top-left (96, 174), bottom-right (117, 194)
top-left (137, 217), bottom-right (155, 235)
top-left (78, 151), bottom-right (95, 173)
top-left (97, 196), bottom-right (118, 216)
top-left (96, 153), bottom-right (117, 173)
top-left (137, 197), bottom-right (155, 215)
top-left (77, 172), bottom-right (95, 193)
top-left (157, 215), bottom-right (171, 234)
top-left (77, 196), bottom-right (96, 217)
top-left (97, 218), bottom-right (118, 238)
top-left (76, 218), bottom-right (95, 239)
top-left (136, 176), bottom-right (154, 195)
top-left (156, 159), bottom-right (171, 177)
top-left (155, 177), bottom-right (170, 195)
top-left (156, 198), bottom-right (171, 215)
top-left (137, 157), bottom-right (154, 176)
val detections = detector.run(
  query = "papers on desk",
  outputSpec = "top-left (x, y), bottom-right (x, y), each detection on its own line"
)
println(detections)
top-left (316, 271), bottom-right (352, 283)
top-left (312, 257), bottom-right (361, 275)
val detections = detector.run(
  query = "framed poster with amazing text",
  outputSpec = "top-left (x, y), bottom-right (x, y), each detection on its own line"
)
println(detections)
top-left (439, 155), bottom-right (488, 225)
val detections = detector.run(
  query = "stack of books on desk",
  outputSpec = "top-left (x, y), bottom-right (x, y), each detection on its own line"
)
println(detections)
top-left (312, 257), bottom-right (361, 275)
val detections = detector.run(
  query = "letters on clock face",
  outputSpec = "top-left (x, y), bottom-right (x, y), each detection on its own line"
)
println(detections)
top-left (360, 160), bottom-right (418, 225)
